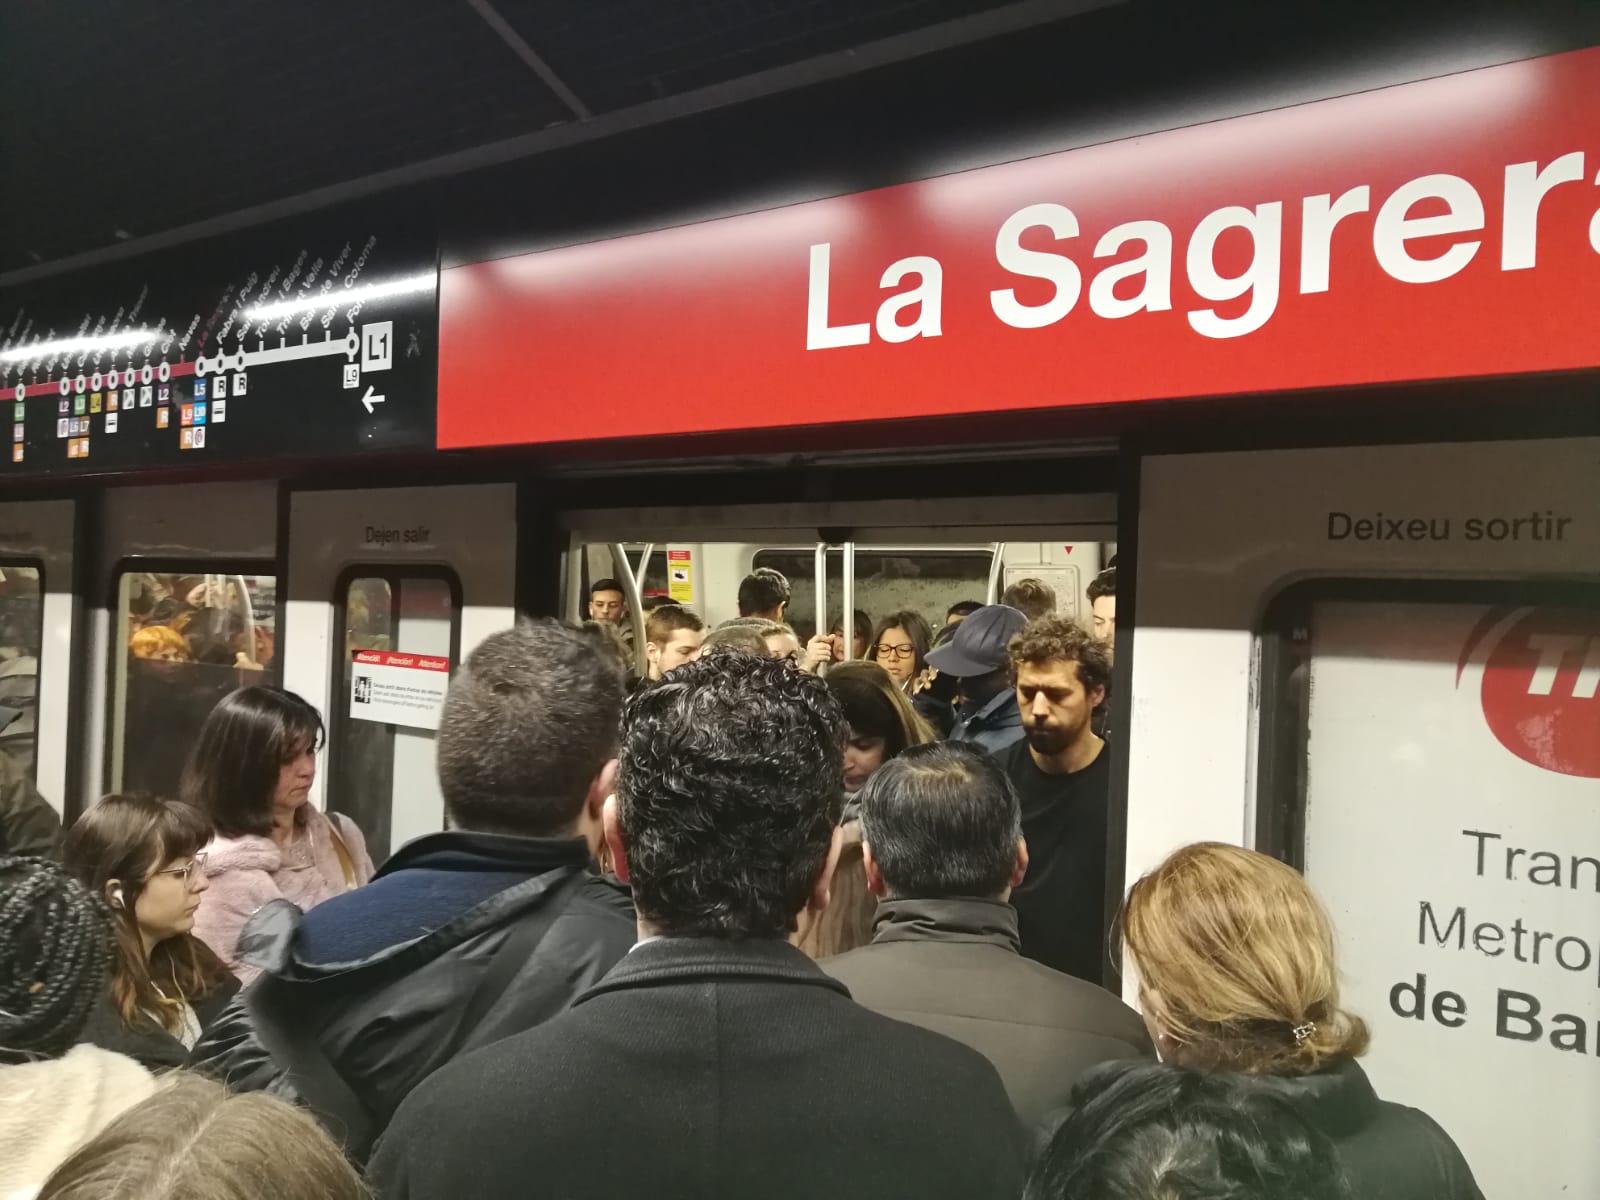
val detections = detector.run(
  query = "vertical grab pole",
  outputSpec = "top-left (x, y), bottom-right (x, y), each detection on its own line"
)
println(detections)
top-left (609, 543), bottom-right (648, 677)
top-left (813, 542), bottom-right (828, 643)
top-left (841, 542), bottom-right (857, 660)
top-left (986, 542), bottom-right (1007, 605)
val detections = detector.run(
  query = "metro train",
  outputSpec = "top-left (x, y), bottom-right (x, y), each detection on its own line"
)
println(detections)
top-left (1, 35), bottom-right (1598, 1199)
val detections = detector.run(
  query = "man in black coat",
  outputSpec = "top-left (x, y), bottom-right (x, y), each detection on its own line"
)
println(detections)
top-left (823, 741), bottom-right (1151, 1132)
top-left (188, 621), bottom-right (637, 1161)
top-left (371, 652), bottom-right (1026, 1200)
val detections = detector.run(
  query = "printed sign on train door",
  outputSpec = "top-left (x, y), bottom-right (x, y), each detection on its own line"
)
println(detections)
top-left (1301, 600), bottom-right (1600, 1200)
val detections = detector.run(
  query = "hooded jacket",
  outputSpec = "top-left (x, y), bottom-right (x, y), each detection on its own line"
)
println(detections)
top-left (193, 809), bottom-right (374, 984)
top-left (187, 830), bottom-right (635, 1162)
top-left (0, 1044), bottom-right (156, 1200)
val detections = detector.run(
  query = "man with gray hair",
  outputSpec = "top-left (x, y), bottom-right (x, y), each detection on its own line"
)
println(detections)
top-left (822, 741), bottom-right (1149, 1133)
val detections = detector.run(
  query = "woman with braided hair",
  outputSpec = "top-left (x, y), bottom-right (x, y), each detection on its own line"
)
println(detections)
top-left (0, 856), bottom-right (157, 1197)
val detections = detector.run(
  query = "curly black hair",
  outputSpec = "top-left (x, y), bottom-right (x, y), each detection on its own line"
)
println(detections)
top-left (0, 856), bottom-right (113, 1062)
top-left (618, 650), bottom-right (845, 938)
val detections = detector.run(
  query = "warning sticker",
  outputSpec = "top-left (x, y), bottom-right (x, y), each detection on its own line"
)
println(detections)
top-left (667, 548), bottom-right (695, 604)
top-left (350, 649), bottom-right (450, 731)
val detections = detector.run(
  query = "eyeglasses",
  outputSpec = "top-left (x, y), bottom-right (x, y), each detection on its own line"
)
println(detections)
top-left (874, 644), bottom-right (916, 661)
top-left (152, 854), bottom-right (207, 886)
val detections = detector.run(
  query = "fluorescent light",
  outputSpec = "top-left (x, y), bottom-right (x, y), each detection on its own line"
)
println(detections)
top-left (244, 272), bottom-right (437, 322)
top-left (0, 328), bottom-right (162, 364)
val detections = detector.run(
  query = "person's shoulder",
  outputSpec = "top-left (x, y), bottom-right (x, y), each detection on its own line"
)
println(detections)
top-left (1005, 956), bottom-right (1148, 1033)
top-left (202, 832), bottom-right (280, 875)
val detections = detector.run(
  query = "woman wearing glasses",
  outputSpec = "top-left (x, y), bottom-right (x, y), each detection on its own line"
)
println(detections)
top-left (62, 794), bottom-right (238, 1070)
top-left (867, 610), bottom-right (934, 694)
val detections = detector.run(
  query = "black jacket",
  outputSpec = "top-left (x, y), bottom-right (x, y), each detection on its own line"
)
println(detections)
top-left (370, 936), bottom-right (1027, 1200)
top-left (1080, 1057), bottom-right (1484, 1200)
top-left (823, 897), bottom-right (1152, 1131)
top-left (188, 831), bottom-right (636, 1160)
top-left (79, 974), bottom-right (239, 1071)
top-left (0, 748), bottom-right (60, 859)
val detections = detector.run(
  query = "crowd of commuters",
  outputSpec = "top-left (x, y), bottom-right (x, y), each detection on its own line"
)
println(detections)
top-left (0, 560), bottom-right (1484, 1199)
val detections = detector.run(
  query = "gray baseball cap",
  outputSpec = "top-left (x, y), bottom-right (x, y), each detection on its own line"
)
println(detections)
top-left (925, 605), bottom-right (1027, 677)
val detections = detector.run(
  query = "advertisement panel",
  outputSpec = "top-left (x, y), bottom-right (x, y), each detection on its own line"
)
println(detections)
top-left (1303, 599), bottom-right (1600, 1198)
top-left (440, 47), bottom-right (1600, 448)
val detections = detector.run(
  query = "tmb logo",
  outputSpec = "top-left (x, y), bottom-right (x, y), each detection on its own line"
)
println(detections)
top-left (1459, 607), bottom-right (1600, 779)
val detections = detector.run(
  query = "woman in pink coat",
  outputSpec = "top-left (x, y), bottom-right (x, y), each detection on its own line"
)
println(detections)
top-left (183, 686), bottom-right (373, 983)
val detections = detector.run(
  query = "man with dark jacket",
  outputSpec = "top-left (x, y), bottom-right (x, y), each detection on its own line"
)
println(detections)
top-left (0, 747), bottom-right (60, 859)
top-left (371, 652), bottom-right (1026, 1200)
top-left (188, 620), bottom-right (636, 1161)
top-left (929, 604), bottom-right (1028, 754)
top-left (823, 741), bottom-right (1151, 1132)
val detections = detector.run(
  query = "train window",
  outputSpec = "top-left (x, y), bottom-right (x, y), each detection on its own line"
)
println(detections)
top-left (109, 569), bottom-right (278, 797)
top-left (1260, 582), bottom-right (1600, 1200)
top-left (0, 562), bottom-right (44, 780)
top-left (752, 548), bottom-right (992, 639)
top-left (331, 572), bottom-right (460, 865)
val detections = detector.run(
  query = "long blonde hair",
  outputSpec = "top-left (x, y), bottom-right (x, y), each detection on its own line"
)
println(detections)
top-left (1122, 842), bottom-right (1369, 1075)
top-left (39, 1073), bottom-right (367, 1200)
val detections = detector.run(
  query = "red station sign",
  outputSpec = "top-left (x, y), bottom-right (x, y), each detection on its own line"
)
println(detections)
top-left (438, 47), bottom-right (1600, 448)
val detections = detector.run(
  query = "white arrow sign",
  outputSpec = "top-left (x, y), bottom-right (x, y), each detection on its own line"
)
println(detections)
top-left (360, 384), bottom-right (385, 414)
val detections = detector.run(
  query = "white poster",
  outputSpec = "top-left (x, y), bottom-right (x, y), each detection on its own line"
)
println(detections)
top-left (1304, 600), bottom-right (1600, 1199)
top-left (350, 649), bottom-right (450, 731)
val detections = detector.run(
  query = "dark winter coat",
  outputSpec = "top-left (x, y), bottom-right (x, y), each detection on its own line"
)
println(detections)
top-left (1077, 1056), bottom-right (1484, 1199)
top-left (187, 830), bottom-right (636, 1161)
top-left (79, 974), bottom-right (239, 1071)
top-left (370, 936), bottom-right (1027, 1200)
top-left (822, 897), bottom-right (1152, 1130)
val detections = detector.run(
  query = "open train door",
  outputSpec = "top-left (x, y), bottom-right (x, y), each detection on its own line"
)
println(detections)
top-left (283, 483), bottom-right (515, 867)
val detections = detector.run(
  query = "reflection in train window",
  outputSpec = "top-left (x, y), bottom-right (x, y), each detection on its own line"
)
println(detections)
top-left (331, 573), bottom-right (459, 866)
top-left (110, 569), bottom-right (278, 797)
top-left (0, 563), bottom-right (44, 780)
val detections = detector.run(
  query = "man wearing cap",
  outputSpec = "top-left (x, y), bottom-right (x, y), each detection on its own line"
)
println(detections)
top-left (926, 604), bottom-right (1028, 754)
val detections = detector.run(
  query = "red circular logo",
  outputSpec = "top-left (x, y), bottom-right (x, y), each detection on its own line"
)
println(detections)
top-left (1470, 608), bottom-right (1600, 778)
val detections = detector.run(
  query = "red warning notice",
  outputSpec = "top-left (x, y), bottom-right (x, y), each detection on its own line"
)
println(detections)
top-left (350, 650), bottom-right (451, 730)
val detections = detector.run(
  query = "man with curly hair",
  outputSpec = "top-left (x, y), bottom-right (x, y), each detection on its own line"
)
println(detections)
top-left (372, 652), bottom-right (1025, 1200)
top-left (1000, 617), bottom-right (1113, 985)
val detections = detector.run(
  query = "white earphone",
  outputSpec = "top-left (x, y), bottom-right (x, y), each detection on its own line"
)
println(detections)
top-left (107, 882), bottom-right (125, 910)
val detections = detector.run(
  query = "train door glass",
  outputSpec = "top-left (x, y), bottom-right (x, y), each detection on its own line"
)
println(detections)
top-left (331, 573), bottom-right (459, 865)
top-left (0, 563), bottom-right (43, 780)
top-left (109, 569), bottom-right (278, 796)
top-left (1282, 591), bottom-right (1599, 1199)
top-left (753, 548), bottom-right (993, 644)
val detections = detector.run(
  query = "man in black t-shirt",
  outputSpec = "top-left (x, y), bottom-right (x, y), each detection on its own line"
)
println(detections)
top-left (995, 617), bottom-right (1113, 985)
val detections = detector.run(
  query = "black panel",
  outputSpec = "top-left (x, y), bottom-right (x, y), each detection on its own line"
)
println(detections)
top-left (0, 216), bottom-right (437, 477)
top-left (492, 0), bottom-right (1020, 111)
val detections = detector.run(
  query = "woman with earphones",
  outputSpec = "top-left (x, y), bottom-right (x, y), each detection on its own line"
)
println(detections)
top-left (63, 793), bottom-right (238, 1070)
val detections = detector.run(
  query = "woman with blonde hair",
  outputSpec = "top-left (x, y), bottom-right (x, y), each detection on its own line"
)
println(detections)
top-left (1117, 842), bottom-right (1482, 1199)
top-left (38, 1073), bottom-right (367, 1200)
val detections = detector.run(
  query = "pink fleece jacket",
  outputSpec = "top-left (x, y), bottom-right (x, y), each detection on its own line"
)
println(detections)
top-left (193, 808), bottom-right (374, 984)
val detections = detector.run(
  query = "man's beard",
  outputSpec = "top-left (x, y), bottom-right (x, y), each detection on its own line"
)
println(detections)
top-left (1024, 723), bottom-right (1073, 755)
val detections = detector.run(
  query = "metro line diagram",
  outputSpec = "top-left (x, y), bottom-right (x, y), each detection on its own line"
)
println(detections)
top-left (0, 240), bottom-right (436, 470)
